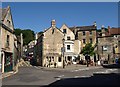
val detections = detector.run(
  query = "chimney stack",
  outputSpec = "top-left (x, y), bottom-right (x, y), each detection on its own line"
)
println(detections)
top-left (101, 25), bottom-right (105, 36)
top-left (51, 20), bottom-right (56, 28)
top-left (108, 26), bottom-right (111, 35)
top-left (94, 21), bottom-right (97, 27)
top-left (101, 25), bottom-right (104, 29)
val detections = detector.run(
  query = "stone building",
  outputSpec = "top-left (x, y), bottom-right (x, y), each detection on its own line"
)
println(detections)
top-left (60, 24), bottom-right (81, 64)
top-left (0, 6), bottom-right (15, 73)
top-left (0, 6), bottom-right (23, 73)
top-left (69, 22), bottom-right (97, 61)
top-left (35, 20), bottom-right (64, 67)
top-left (14, 33), bottom-right (23, 67)
top-left (34, 20), bottom-right (81, 67)
top-left (97, 26), bottom-right (120, 64)
top-left (69, 22), bottom-right (97, 48)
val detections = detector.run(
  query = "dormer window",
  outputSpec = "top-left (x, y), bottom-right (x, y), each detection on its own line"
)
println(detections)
top-left (63, 29), bottom-right (66, 34)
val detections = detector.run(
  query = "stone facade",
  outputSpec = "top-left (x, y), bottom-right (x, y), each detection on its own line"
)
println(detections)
top-left (69, 22), bottom-right (97, 62)
top-left (97, 26), bottom-right (120, 64)
top-left (97, 36), bottom-right (114, 63)
top-left (0, 6), bottom-right (23, 73)
top-left (35, 20), bottom-right (64, 67)
top-left (69, 22), bottom-right (97, 48)
top-left (35, 20), bottom-right (81, 67)
top-left (0, 6), bottom-right (14, 73)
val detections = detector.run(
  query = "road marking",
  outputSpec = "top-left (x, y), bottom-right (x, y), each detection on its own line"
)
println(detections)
top-left (93, 69), bottom-right (118, 74)
top-left (71, 67), bottom-right (101, 72)
top-left (55, 75), bottom-right (64, 80)
top-left (74, 75), bottom-right (91, 78)
top-left (57, 75), bottom-right (64, 78)
top-left (106, 69), bottom-right (118, 72)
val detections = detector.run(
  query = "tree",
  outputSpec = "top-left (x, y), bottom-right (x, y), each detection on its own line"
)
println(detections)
top-left (81, 43), bottom-right (95, 56)
top-left (14, 28), bottom-right (22, 36)
top-left (14, 28), bottom-right (35, 46)
top-left (81, 43), bottom-right (95, 67)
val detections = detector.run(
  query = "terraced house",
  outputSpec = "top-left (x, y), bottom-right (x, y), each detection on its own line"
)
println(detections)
top-left (34, 20), bottom-right (81, 67)
top-left (69, 22), bottom-right (97, 61)
top-left (60, 24), bottom-right (81, 65)
top-left (0, 6), bottom-right (23, 73)
top-left (97, 26), bottom-right (120, 64)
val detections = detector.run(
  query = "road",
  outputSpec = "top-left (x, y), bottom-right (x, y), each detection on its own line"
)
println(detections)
top-left (2, 65), bottom-right (120, 87)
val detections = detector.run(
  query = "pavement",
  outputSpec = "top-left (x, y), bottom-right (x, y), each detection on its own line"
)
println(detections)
top-left (2, 64), bottom-right (120, 86)
top-left (1, 64), bottom-right (102, 80)
top-left (1, 59), bottom-right (30, 79)
top-left (2, 63), bottom-right (119, 80)
top-left (33, 64), bottom-right (102, 72)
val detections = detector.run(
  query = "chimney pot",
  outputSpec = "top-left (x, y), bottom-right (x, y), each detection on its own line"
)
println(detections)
top-left (51, 20), bottom-right (56, 28)
top-left (108, 26), bottom-right (111, 35)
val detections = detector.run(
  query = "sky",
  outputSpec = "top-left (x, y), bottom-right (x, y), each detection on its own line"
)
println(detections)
top-left (2, 2), bottom-right (118, 33)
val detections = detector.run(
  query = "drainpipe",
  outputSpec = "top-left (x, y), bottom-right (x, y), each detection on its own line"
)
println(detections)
top-left (12, 34), bottom-right (15, 71)
top-left (20, 33), bottom-right (23, 58)
top-left (0, 24), bottom-right (1, 71)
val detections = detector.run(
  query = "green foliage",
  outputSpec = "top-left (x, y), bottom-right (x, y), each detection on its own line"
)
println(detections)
top-left (14, 28), bottom-right (22, 36)
top-left (38, 31), bottom-right (43, 35)
top-left (81, 43), bottom-right (95, 56)
top-left (14, 28), bottom-right (35, 46)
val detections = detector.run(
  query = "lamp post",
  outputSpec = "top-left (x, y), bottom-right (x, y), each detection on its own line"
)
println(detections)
top-left (62, 37), bottom-right (65, 68)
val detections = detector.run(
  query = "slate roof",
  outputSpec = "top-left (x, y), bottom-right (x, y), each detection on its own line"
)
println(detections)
top-left (69, 25), bottom-right (97, 31)
top-left (97, 27), bottom-right (120, 38)
top-left (110, 28), bottom-right (120, 35)
top-left (0, 6), bottom-right (9, 21)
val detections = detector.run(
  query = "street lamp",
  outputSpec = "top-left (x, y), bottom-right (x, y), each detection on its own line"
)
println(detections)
top-left (62, 37), bottom-right (65, 68)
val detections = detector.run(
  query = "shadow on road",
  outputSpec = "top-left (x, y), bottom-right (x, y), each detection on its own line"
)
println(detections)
top-left (102, 64), bottom-right (120, 68)
top-left (2, 73), bottom-right (120, 87)
top-left (47, 73), bottom-right (120, 87)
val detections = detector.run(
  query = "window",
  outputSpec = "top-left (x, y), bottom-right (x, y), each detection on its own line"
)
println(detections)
top-left (90, 31), bottom-right (92, 35)
top-left (49, 57), bottom-right (51, 62)
top-left (114, 35), bottom-right (118, 38)
top-left (6, 35), bottom-right (10, 47)
top-left (90, 38), bottom-right (92, 43)
top-left (63, 29), bottom-right (66, 34)
top-left (67, 56), bottom-right (72, 61)
top-left (83, 39), bottom-right (86, 44)
top-left (46, 57), bottom-right (48, 60)
top-left (67, 36), bottom-right (71, 40)
top-left (83, 31), bottom-right (86, 35)
top-left (67, 45), bottom-right (70, 50)
top-left (52, 56), bottom-right (54, 61)
top-left (7, 20), bottom-right (11, 26)
top-left (102, 45), bottom-right (108, 51)
top-left (58, 57), bottom-right (61, 62)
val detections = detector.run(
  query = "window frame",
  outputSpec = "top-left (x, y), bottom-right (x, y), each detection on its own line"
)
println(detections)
top-left (67, 45), bottom-right (70, 50)
top-left (83, 31), bottom-right (86, 36)
top-left (63, 29), bottom-right (67, 34)
top-left (83, 39), bottom-right (86, 44)
top-left (67, 36), bottom-right (71, 40)
top-left (90, 31), bottom-right (92, 35)
top-left (90, 38), bottom-right (92, 43)
top-left (6, 35), bottom-right (10, 47)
